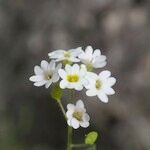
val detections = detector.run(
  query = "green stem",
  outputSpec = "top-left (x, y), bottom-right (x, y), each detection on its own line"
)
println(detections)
top-left (57, 100), bottom-right (66, 120)
top-left (71, 144), bottom-right (87, 148)
top-left (67, 126), bottom-right (72, 150)
top-left (57, 100), bottom-right (73, 150)
top-left (67, 89), bottom-right (74, 150)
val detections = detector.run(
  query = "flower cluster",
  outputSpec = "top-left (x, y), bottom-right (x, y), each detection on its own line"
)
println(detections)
top-left (29, 46), bottom-right (116, 129)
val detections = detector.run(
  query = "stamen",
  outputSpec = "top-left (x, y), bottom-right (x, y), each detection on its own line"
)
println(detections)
top-left (73, 111), bottom-right (82, 121)
top-left (67, 74), bottom-right (79, 82)
top-left (45, 73), bottom-right (52, 80)
top-left (95, 79), bottom-right (102, 89)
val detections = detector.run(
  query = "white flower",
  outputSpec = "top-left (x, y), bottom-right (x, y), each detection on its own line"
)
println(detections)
top-left (85, 71), bottom-right (116, 103)
top-left (78, 46), bottom-right (107, 70)
top-left (58, 64), bottom-right (87, 91)
top-left (48, 47), bottom-right (82, 63)
top-left (29, 60), bottom-right (62, 88)
top-left (66, 100), bottom-right (90, 129)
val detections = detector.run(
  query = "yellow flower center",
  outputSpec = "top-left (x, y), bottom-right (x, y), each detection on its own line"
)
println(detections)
top-left (67, 74), bottom-right (79, 82)
top-left (73, 111), bottom-right (82, 121)
top-left (63, 52), bottom-right (72, 65)
top-left (64, 52), bottom-right (71, 58)
top-left (95, 79), bottom-right (102, 89)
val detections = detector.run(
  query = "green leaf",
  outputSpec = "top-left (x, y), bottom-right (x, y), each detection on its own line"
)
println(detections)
top-left (50, 83), bottom-right (62, 101)
top-left (85, 131), bottom-right (98, 145)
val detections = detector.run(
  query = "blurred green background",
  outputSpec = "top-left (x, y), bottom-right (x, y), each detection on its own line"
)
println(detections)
top-left (0, 0), bottom-right (150, 149)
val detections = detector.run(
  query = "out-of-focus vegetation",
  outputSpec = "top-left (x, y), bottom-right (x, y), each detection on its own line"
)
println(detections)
top-left (0, 0), bottom-right (150, 149)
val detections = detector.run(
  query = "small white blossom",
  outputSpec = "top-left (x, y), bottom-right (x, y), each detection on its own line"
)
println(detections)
top-left (48, 47), bottom-right (82, 63)
top-left (78, 46), bottom-right (107, 70)
top-left (66, 100), bottom-right (90, 129)
top-left (29, 60), bottom-right (62, 88)
top-left (85, 71), bottom-right (116, 103)
top-left (58, 64), bottom-right (87, 91)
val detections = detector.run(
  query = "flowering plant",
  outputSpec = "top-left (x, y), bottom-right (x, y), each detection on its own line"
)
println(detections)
top-left (29, 46), bottom-right (116, 150)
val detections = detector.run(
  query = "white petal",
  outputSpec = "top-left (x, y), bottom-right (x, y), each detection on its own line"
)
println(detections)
top-left (85, 46), bottom-right (93, 55)
top-left (107, 77), bottom-right (116, 86)
top-left (72, 64), bottom-right (80, 73)
top-left (69, 57), bottom-right (80, 62)
top-left (34, 66), bottom-right (43, 75)
top-left (93, 61), bottom-right (107, 68)
top-left (99, 70), bottom-right (111, 79)
top-left (69, 47), bottom-right (83, 56)
top-left (78, 53), bottom-right (84, 59)
top-left (86, 90), bottom-right (97, 96)
top-left (67, 83), bottom-right (74, 89)
top-left (58, 69), bottom-right (67, 79)
top-left (82, 46), bottom-right (93, 62)
top-left (56, 63), bottom-right (62, 70)
top-left (45, 80), bottom-right (52, 88)
top-left (67, 104), bottom-right (75, 110)
top-left (80, 67), bottom-right (87, 78)
top-left (59, 80), bottom-right (68, 89)
top-left (82, 79), bottom-right (89, 88)
top-left (41, 60), bottom-right (48, 71)
top-left (65, 64), bottom-right (72, 74)
top-left (48, 50), bottom-right (65, 58)
top-left (86, 72), bottom-right (97, 79)
top-left (71, 118), bottom-right (80, 129)
top-left (104, 87), bottom-right (115, 95)
top-left (80, 121), bottom-right (89, 128)
top-left (55, 57), bottom-right (65, 62)
top-left (93, 49), bottom-right (101, 56)
top-left (93, 55), bottom-right (106, 62)
top-left (97, 92), bottom-right (108, 103)
top-left (99, 55), bottom-right (106, 61)
top-left (82, 113), bottom-right (90, 122)
top-left (76, 100), bottom-right (84, 108)
top-left (74, 84), bottom-right (83, 91)
top-left (66, 110), bottom-right (74, 118)
top-left (79, 57), bottom-right (91, 65)
top-left (48, 60), bottom-right (55, 70)
top-left (84, 80), bottom-right (96, 90)
top-left (51, 73), bottom-right (59, 82)
top-left (29, 75), bottom-right (44, 82)
top-left (33, 80), bottom-right (47, 87)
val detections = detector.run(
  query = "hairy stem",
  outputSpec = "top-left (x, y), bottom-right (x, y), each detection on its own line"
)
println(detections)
top-left (67, 126), bottom-right (72, 150)
top-left (67, 89), bottom-right (74, 150)
top-left (57, 101), bottom-right (66, 120)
